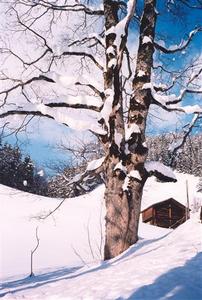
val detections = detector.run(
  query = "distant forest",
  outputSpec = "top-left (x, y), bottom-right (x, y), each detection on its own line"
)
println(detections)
top-left (0, 133), bottom-right (201, 197)
top-left (147, 133), bottom-right (202, 177)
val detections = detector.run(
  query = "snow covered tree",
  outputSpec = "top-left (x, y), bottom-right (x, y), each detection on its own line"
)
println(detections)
top-left (47, 137), bottom-right (103, 197)
top-left (0, 142), bottom-right (48, 194)
top-left (47, 163), bottom-right (103, 198)
top-left (0, 143), bottom-right (22, 187)
top-left (147, 132), bottom-right (202, 176)
top-left (0, 0), bottom-right (201, 259)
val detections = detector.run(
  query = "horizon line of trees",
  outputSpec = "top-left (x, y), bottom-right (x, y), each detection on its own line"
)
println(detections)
top-left (0, 141), bottom-right (48, 195)
top-left (48, 132), bottom-right (202, 198)
top-left (0, 132), bottom-right (201, 197)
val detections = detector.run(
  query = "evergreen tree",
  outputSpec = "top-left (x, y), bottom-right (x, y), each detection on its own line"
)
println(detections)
top-left (0, 142), bottom-right (48, 195)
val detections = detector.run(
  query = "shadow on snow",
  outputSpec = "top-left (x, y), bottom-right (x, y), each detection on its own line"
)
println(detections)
top-left (126, 252), bottom-right (202, 300)
top-left (2, 231), bottom-right (192, 299)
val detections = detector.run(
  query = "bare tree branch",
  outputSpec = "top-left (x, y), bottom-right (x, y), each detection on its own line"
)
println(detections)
top-left (154, 27), bottom-right (202, 54)
top-left (59, 51), bottom-right (104, 71)
top-left (25, 1), bottom-right (104, 15)
top-left (68, 36), bottom-right (105, 49)
top-left (177, 0), bottom-right (202, 9)
top-left (168, 113), bottom-right (201, 167)
top-left (166, 68), bottom-right (202, 105)
top-left (75, 82), bottom-right (105, 100)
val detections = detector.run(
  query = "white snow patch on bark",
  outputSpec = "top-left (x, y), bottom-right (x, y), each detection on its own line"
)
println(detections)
top-left (137, 70), bottom-right (146, 77)
top-left (123, 176), bottom-right (130, 191)
top-left (123, 169), bottom-right (142, 191)
top-left (142, 82), bottom-right (152, 89)
top-left (108, 58), bottom-right (117, 68)
top-left (114, 161), bottom-right (127, 173)
top-left (105, 0), bottom-right (136, 50)
top-left (106, 46), bottom-right (116, 55)
top-left (129, 170), bottom-right (142, 180)
top-left (142, 36), bottom-right (152, 44)
top-left (114, 131), bottom-right (123, 148)
top-left (100, 89), bottom-right (114, 124)
top-left (125, 123), bottom-right (140, 140)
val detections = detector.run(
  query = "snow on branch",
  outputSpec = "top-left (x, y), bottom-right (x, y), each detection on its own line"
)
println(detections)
top-left (145, 161), bottom-right (177, 182)
top-left (68, 157), bottom-right (105, 190)
top-left (165, 68), bottom-right (202, 105)
top-left (46, 100), bottom-right (102, 112)
top-left (143, 70), bottom-right (202, 114)
top-left (31, 103), bottom-right (107, 135)
top-left (75, 82), bottom-right (105, 101)
top-left (168, 113), bottom-right (201, 166)
top-left (152, 73), bottom-right (182, 93)
top-left (0, 71), bottom-right (105, 112)
top-left (0, 103), bottom-right (107, 135)
top-left (86, 157), bottom-right (105, 172)
top-left (154, 27), bottom-right (202, 54)
top-left (181, 105), bottom-right (202, 114)
top-left (151, 98), bottom-right (202, 114)
top-left (0, 75), bottom-right (53, 107)
top-left (45, 71), bottom-right (105, 101)
top-left (105, 0), bottom-right (136, 67)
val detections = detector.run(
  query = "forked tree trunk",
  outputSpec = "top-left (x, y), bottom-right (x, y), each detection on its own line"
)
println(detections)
top-left (103, 0), bottom-right (157, 260)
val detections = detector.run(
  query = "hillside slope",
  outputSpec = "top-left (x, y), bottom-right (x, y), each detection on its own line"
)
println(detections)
top-left (1, 173), bottom-right (202, 299)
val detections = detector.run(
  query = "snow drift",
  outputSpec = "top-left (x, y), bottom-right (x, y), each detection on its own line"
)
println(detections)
top-left (0, 172), bottom-right (202, 299)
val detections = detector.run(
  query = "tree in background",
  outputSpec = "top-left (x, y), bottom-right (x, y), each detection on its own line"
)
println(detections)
top-left (0, 142), bottom-right (48, 195)
top-left (47, 132), bottom-right (202, 198)
top-left (147, 133), bottom-right (202, 176)
top-left (0, 0), bottom-right (201, 259)
top-left (47, 137), bottom-right (103, 197)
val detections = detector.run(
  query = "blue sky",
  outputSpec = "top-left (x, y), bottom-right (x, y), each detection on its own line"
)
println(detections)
top-left (1, 0), bottom-right (202, 175)
top-left (3, 120), bottom-right (71, 176)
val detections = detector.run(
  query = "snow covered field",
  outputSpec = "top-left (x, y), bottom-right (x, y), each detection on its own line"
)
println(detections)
top-left (0, 173), bottom-right (202, 299)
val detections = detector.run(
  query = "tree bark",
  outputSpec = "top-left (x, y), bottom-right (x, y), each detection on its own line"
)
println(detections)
top-left (103, 0), bottom-right (157, 260)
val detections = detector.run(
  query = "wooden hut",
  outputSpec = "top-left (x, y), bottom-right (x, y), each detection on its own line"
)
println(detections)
top-left (141, 198), bottom-right (190, 229)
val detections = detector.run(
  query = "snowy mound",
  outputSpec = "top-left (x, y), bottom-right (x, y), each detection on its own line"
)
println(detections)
top-left (0, 184), bottom-right (106, 280)
top-left (1, 172), bottom-right (202, 300)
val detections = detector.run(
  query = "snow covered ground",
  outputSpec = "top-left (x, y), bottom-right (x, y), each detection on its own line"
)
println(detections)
top-left (0, 173), bottom-right (202, 299)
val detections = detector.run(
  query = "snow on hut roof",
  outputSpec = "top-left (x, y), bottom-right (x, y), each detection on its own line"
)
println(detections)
top-left (141, 172), bottom-right (200, 212)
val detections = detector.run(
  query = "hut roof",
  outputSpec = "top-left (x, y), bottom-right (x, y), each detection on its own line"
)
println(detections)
top-left (141, 172), bottom-right (200, 212)
top-left (141, 198), bottom-right (188, 213)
